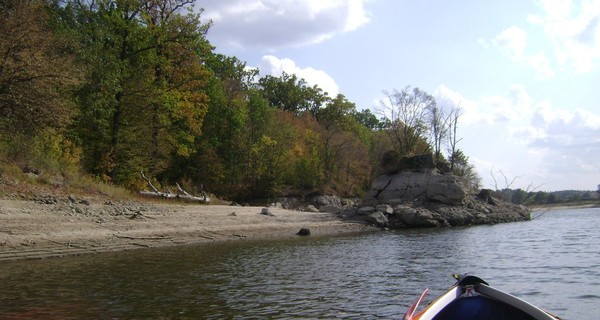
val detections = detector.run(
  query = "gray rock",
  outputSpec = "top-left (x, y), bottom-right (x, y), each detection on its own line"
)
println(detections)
top-left (319, 205), bottom-right (340, 214)
top-left (269, 202), bottom-right (283, 208)
top-left (387, 198), bottom-right (405, 206)
top-left (338, 207), bottom-right (357, 218)
top-left (376, 204), bottom-right (393, 215)
top-left (366, 211), bottom-right (389, 228)
top-left (395, 206), bottom-right (439, 227)
top-left (426, 178), bottom-right (467, 205)
top-left (304, 205), bottom-right (320, 213)
top-left (312, 195), bottom-right (342, 208)
top-left (363, 172), bottom-right (468, 206)
top-left (357, 206), bottom-right (376, 216)
top-left (260, 208), bottom-right (275, 216)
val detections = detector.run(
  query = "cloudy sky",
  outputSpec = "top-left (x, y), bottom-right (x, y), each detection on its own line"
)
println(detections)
top-left (200, 0), bottom-right (600, 192)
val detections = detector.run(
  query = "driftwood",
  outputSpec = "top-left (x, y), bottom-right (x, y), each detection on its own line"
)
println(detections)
top-left (139, 171), bottom-right (209, 203)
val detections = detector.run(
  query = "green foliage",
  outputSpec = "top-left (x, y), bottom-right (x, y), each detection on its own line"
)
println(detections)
top-left (351, 109), bottom-right (384, 131)
top-left (258, 72), bottom-right (329, 116)
top-left (0, 0), bottom-right (487, 201)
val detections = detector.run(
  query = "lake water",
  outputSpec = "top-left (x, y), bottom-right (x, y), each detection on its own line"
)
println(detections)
top-left (0, 207), bottom-right (598, 319)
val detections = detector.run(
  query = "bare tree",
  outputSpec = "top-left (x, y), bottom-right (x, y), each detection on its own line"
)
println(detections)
top-left (446, 104), bottom-right (463, 171)
top-left (430, 105), bottom-right (454, 160)
top-left (379, 86), bottom-right (435, 155)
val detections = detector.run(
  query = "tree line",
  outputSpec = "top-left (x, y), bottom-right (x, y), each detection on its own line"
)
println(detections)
top-left (0, 0), bottom-right (478, 201)
top-left (495, 188), bottom-right (600, 206)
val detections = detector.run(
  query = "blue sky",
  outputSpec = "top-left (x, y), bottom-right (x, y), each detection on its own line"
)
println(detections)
top-left (200, 0), bottom-right (600, 192)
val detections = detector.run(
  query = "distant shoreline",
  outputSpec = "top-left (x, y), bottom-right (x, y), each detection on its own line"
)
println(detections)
top-left (528, 202), bottom-right (600, 211)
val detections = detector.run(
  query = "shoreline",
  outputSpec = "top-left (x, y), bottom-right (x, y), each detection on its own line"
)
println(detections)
top-left (0, 198), bottom-right (378, 261)
top-left (528, 202), bottom-right (600, 212)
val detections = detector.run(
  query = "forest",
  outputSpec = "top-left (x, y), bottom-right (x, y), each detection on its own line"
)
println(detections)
top-left (0, 0), bottom-right (478, 202)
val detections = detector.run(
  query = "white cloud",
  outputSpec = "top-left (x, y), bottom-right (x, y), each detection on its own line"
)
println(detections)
top-left (259, 55), bottom-right (340, 96)
top-left (493, 26), bottom-right (528, 58)
top-left (436, 85), bottom-right (600, 191)
top-left (491, 26), bottom-right (555, 79)
top-left (201, 0), bottom-right (371, 50)
top-left (434, 85), bottom-right (534, 125)
top-left (527, 0), bottom-right (600, 74)
top-left (486, 1), bottom-right (600, 78)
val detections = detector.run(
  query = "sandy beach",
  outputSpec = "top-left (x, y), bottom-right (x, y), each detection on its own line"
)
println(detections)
top-left (0, 196), bottom-right (377, 261)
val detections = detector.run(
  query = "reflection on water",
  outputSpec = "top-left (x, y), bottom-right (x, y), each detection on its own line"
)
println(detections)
top-left (1, 208), bottom-right (598, 319)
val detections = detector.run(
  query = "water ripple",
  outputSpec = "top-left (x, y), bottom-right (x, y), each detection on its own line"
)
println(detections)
top-left (0, 208), bottom-right (598, 319)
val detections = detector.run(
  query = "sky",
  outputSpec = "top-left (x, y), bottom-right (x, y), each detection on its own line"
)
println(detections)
top-left (199, 0), bottom-right (600, 192)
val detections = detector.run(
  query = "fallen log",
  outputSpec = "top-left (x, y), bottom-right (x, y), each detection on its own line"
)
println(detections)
top-left (139, 171), bottom-right (210, 203)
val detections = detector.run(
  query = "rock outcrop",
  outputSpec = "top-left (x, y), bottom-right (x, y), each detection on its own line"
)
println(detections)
top-left (363, 172), bottom-right (467, 206)
top-left (358, 170), bottom-right (530, 228)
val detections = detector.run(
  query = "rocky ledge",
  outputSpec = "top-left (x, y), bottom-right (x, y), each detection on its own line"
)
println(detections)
top-left (346, 171), bottom-right (530, 228)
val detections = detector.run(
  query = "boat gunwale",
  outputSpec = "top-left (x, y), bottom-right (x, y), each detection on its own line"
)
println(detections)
top-left (411, 279), bottom-right (560, 320)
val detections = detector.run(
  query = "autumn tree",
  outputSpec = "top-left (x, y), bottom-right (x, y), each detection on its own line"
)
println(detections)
top-left (316, 94), bottom-right (367, 186)
top-left (0, 0), bottom-right (81, 164)
top-left (65, 0), bottom-right (211, 184)
top-left (139, 0), bottom-right (212, 177)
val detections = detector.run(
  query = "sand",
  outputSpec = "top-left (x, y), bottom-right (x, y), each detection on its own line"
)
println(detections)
top-left (0, 196), bottom-right (376, 261)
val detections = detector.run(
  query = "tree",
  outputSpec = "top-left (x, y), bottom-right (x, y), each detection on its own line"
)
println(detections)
top-left (140, 0), bottom-right (212, 177)
top-left (446, 105), bottom-right (463, 171)
top-left (447, 149), bottom-right (481, 189)
top-left (258, 72), bottom-right (329, 117)
top-left (317, 94), bottom-right (358, 183)
top-left (534, 191), bottom-right (548, 204)
top-left (0, 0), bottom-right (80, 137)
top-left (68, 0), bottom-right (153, 181)
top-left (351, 109), bottom-right (383, 130)
top-left (379, 86), bottom-right (435, 156)
top-left (511, 188), bottom-right (528, 204)
top-left (429, 105), bottom-right (451, 160)
top-left (67, 0), bottom-right (211, 183)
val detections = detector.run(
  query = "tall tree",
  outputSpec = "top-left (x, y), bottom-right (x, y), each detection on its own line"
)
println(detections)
top-left (140, 0), bottom-right (212, 176)
top-left (446, 105), bottom-right (463, 171)
top-left (0, 0), bottom-right (80, 137)
top-left (67, 0), bottom-right (211, 183)
top-left (379, 86), bottom-right (435, 156)
top-left (69, 0), bottom-right (152, 181)
top-left (258, 72), bottom-right (329, 116)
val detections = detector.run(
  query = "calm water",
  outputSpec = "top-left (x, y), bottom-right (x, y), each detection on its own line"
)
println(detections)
top-left (1, 208), bottom-right (599, 319)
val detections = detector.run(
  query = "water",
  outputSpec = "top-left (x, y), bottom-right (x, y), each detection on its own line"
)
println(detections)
top-left (1, 208), bottom-right (599, 319)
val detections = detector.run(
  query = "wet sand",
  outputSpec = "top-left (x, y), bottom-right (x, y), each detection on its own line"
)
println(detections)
top-left (0, 197), bottom-right (376, 261)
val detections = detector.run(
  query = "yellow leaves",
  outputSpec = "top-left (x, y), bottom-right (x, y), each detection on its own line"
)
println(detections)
top-left (250, 135), bottom-right (277, 158)
top-left (29, 128), bottom-right (82, 174)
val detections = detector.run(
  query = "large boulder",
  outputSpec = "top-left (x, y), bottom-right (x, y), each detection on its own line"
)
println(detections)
top-left (364, 172), bottom-right (468, 206)
top-left (393, 205), bottom-right (440, 228)
top-left (365, 211), bottom-right (389, 228)
top-left (425, 177), bottom-right (467, 205)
